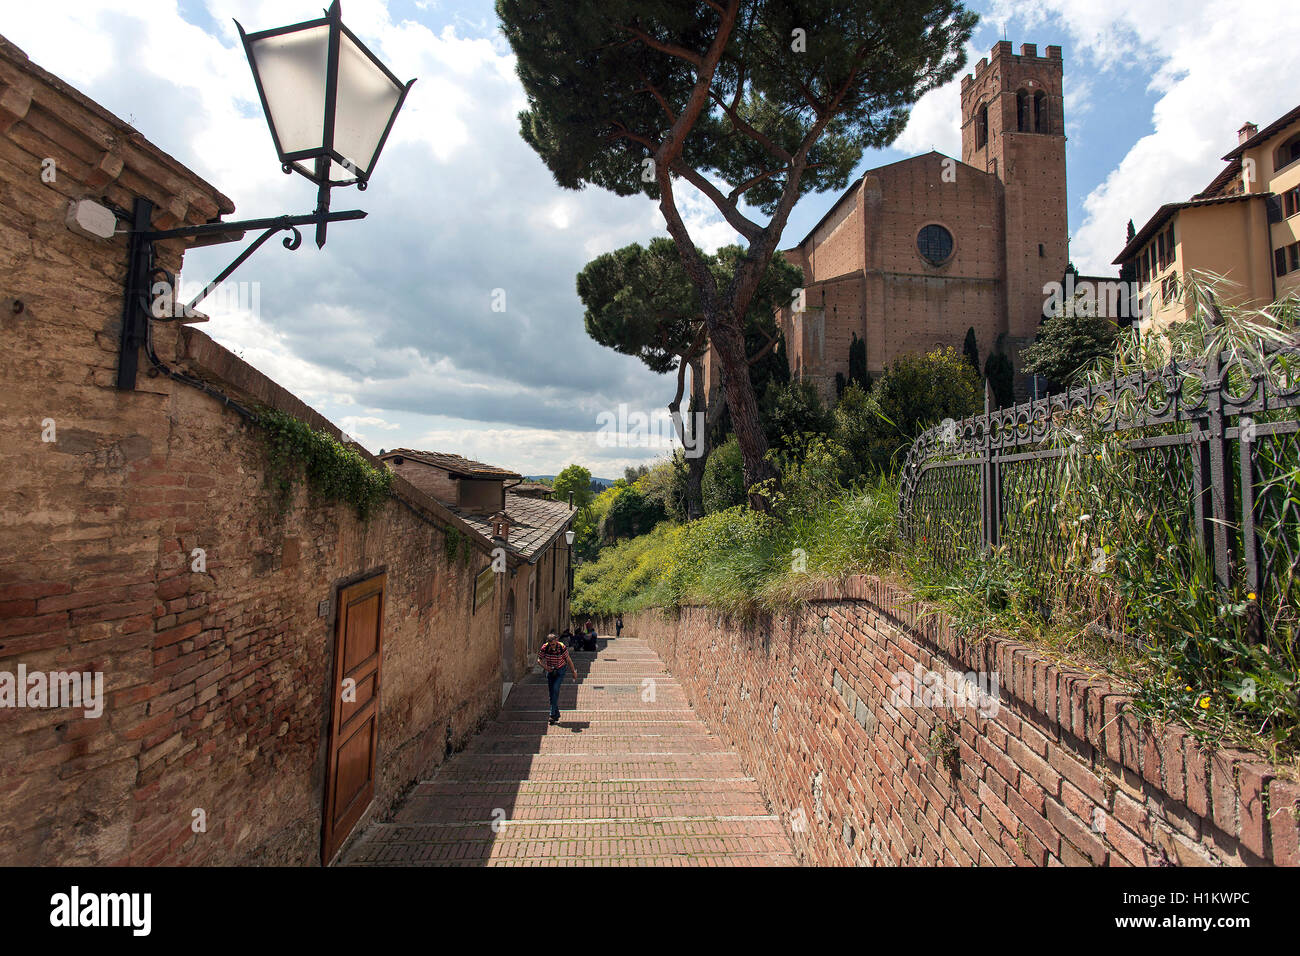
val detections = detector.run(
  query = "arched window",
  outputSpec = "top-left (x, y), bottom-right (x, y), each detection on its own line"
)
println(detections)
top-left (976, 103), bottom-right (988, 149)
top-left (1276, 133), bottom-right (1300, 172)
top-left (917, 224), bottom-right (954, 266)
top-left (1033, 90), bottom-right (1048, 134)
top-left (1016, 90), bottom-right (1030, 132)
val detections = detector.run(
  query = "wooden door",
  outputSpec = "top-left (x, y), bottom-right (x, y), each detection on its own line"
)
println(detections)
top-left (322, 574), bottom-right (384, 865)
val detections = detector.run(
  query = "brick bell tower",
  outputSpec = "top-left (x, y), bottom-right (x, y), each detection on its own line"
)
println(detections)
top-left (960, 41), bottom-right (1068, 357)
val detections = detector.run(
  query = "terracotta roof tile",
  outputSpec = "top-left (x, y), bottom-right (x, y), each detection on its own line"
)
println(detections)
top-left (448, 494), bottom-right (573, 562)
top-left (381, 448), bottom-right (522, 480)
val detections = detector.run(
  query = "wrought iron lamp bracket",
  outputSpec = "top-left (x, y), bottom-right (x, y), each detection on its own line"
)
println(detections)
top-left (115, 197), bottom-right (366, 390)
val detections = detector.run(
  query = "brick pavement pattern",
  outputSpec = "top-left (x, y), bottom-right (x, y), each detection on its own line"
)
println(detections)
top-left (341, 635), bottom-right (797, 866)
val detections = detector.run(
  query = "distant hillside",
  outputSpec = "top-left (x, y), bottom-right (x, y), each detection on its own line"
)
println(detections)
top-left (526, 475), bottom-right (619, 491)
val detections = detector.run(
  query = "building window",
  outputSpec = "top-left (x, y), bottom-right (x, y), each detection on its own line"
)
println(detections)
top-left (1016, 90), bottom-right (1030, 132)
top-left (1033, 90), bottom-right (1048, 134)
top-left (1285, 186), bottom-right (1300, 219)
top-left (1276, 133), bottom-right (1300, 172)
top-left (917, 224), bottom-right (954, 266)
top-left (976, 103), bottom-right (988, 149)
top-left (1279, 241), bottom-right (1300, 277)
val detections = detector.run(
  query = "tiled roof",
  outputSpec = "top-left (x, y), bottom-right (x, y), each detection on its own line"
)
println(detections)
top-left (1195, 158), bottom-right (1243, 200)
top-left (449, 493), bottom-right (574, 562)
top-left (1222, 103), bottom-right (1300, 160)
top-left (511, 482), bottom-right (555, 497)
top-left (1112, 194), bottom-right (1267, 264)
top-left (381, 448), bottom-right (522, 480)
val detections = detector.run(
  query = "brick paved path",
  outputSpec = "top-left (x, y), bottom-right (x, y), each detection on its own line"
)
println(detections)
top-left (341, 634), bottom-right (796, 866)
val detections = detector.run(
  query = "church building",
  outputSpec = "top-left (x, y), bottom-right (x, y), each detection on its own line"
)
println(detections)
top-left (710, 40), bottom-right (1074, 405)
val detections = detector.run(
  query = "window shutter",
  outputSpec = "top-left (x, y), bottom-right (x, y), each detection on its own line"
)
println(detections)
top-left (1266, 195), bottom-right (1283, 223)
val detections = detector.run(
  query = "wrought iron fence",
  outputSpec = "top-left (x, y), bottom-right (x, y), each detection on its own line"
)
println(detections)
top-left (897, 341), bottom-right (1300, 639)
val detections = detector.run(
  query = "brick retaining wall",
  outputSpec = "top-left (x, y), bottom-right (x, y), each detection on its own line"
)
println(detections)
top-left (629, 576), bottom-right (1299, 866)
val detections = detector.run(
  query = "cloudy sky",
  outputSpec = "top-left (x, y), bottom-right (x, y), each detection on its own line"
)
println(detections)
top-left (4, 0), bottom-right (1296, 476)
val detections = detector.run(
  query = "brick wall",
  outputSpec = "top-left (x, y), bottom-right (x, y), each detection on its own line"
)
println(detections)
top-left (629, 576), bottom-right (1299, 866)
top-left (0, 36), bottom-right (508, 865)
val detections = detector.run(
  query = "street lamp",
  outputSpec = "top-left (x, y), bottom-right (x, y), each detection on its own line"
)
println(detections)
top-left (115, 1), bottom-right (415, 390)
top-left (238, 0), bottom-right (415, 248)
top-left (564, 529), bottom-right (576, 629)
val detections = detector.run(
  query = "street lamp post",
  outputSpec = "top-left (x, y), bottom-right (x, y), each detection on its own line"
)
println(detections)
top-left (564, 529), bottom-right (575, 630)
top-left (116, 0), bottom-right (414, 390)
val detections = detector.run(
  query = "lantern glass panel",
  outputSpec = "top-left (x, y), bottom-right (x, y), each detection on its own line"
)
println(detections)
top-left (247, 24), bottom-right (330, 155)
top-left (333, 31), bottom-right (404, 180)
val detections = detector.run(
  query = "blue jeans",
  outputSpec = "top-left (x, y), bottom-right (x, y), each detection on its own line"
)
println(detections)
top-left (546, 665), bottom-right (567, 720)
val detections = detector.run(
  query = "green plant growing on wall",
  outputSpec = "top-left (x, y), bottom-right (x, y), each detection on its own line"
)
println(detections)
top-left (257, 409), bottom-right (393, 520)
top-left (925, 722), bottom-right (961, 774)
top-left (443, 526), bottom-right (473, 566)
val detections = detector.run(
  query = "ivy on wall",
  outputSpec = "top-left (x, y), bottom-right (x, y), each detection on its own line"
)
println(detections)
top-left (257, 408), bottom-right (393, 520)
top-left (442, 526), bottom-right (473, 566)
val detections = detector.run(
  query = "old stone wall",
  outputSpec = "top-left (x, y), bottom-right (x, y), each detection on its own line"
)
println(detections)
top-left (629, 576), bottom-right (1299, 867)
top-left (0, 35), bottom-right (505, 865)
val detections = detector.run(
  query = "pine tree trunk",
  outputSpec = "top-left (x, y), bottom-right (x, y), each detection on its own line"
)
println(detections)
top-left (685, 354), bottom-right (708, 519)
top-left (706, 308), bottom-right (774, 509)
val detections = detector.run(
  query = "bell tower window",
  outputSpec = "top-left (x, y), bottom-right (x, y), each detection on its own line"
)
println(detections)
top-left (1034, 90), bottom-right (1048, 134)
top-left (1016, 90), bottom-right (1031, 132)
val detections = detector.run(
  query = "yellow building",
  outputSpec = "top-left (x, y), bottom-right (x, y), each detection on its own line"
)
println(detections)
top-left (1115, 104), bottom-right (1300, 328)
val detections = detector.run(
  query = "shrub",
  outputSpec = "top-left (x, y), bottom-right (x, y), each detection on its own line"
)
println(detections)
top-left (856, 346), bottom-right (982, 475)
top-left (702, 435), bottom-right (745, 513)
top-left (760, 379), bottom-right (834, 453)
top-left (1020, 309), bottom-right (1118, 388)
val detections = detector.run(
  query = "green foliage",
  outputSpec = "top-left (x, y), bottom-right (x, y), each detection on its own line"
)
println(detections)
top-left (761, 380), bottom-right (834, 454)
top-left (984, 350), bottom-right (1015, 408)
top-left (602, 486), bottom-right (668, 541)
top-left (638, 454), bottom-right (690, 522)
top-left (848, 333), bottom-right (871, 391)
top-left (756, 434), bottom-right (849, 521)
top-left (571, 476), bottom-right (900, 618)
top-left (499, 0), bottom-right (977, 214)
top-left (702, 436), bottom-right (746, 514)
top-left (442, 526), bottom-right (473, 566)
top-left (577, 237), bottom-right (704, 375)
top-left (858, 346), bottom-right (982, 474)
top-left (257, 408), bottom-right (392, 520)
top-left (831, 382), bottom-right (874, 482)
top-left (553, 464), bottom-right (594, 511)
top-left (961, 327), bottom-right (980, 374)
top-left (1021, 309), bottom-right (1119, 387)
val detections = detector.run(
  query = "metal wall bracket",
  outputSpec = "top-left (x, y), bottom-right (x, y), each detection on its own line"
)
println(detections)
top-left (115, 198), bottom-right (366, 390)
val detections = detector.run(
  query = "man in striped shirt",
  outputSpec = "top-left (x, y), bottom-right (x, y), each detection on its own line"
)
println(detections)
top-left (538, 630), bottom-right (576, 724)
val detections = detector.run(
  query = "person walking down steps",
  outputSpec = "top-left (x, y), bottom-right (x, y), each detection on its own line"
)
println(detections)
top-left (538, 630), bottom-right (576, 725)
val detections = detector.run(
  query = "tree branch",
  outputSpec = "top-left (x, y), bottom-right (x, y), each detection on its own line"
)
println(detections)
top-left (636, 73), bottom-right (677, 124)
top-left (669, 161), bottom-right (763, 242)
top-left (620, 26), bottom-right (703, 68)
top-left (707, 89), bottom-right (792, 164)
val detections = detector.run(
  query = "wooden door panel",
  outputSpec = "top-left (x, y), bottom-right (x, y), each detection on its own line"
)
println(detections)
top-left (322, 574), bottom-right (384, 865)
top-left (333, 713), bottom-right (377, 818)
